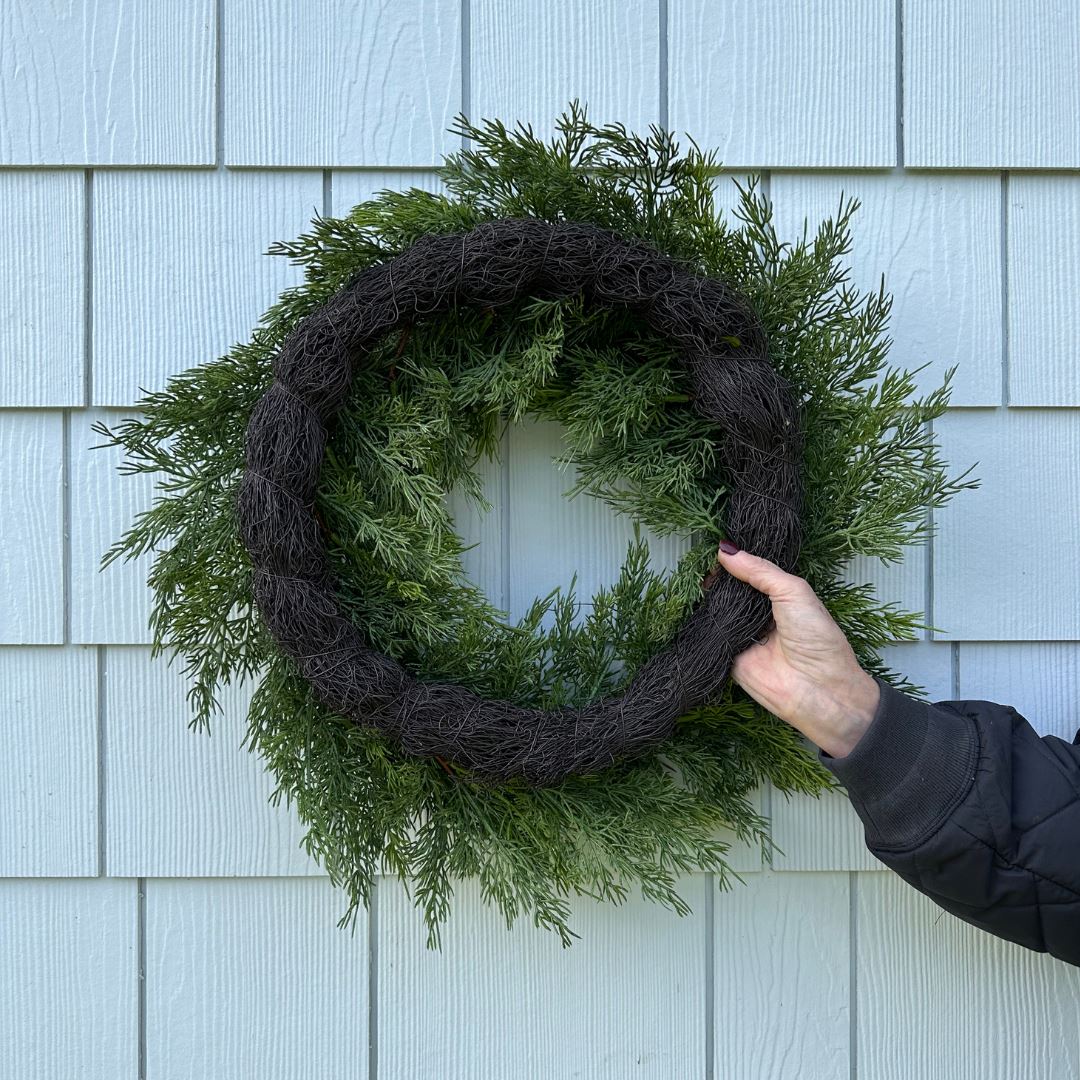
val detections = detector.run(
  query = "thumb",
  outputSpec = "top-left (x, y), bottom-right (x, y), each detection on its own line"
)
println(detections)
top-left (715, 540), bottom-right (807, 603)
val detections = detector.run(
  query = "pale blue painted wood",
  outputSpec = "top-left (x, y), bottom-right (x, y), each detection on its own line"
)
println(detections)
top-left (959, 642), bottom-right (1080, 742)
top-left (6, 1), bottom-right (1080, 1075)
top-left (0, 647), bottom-right (98, 877)
top-left (104, 647), bottom-right (321, 878)
top-left (0, 879), bottom-right (137, 1079)
top-left (0, 171), bottom-right (84, 406)
top-left (69, 408), bottom-right (154, 645)
top-left (225, 0), bottom-right (461, 167)
top-left (145, 878), bottom-right (368, 1080)
top-left (0, 411), bottom-right (63, 643)
top-left (505, 416), bottom-right (689, 625)
top-left (91, 168), bottom-right (322, 406)
top-left (770, 171), bottom-right (1004, 407)
top-left (713, 871), bottom-right (850, 1079)
top-left (379, 874), bottom-right (707, 1079)
top-left (331, 169), bottom-right (443, 220)
top-left (857, 871), bottom-right (1080, 1079)
top-left (905, 0), bottom-right (1080, 169)
top-left (0, 0), bottom-right (214, 166)
top-left (1008, 174), bottom-right (1080, 405)
top-left (669, 0), bottom-right (895, 168)
top-left (471, 0), bottom-right (660, 143)
top-left (932, 409), bottom-right (1080, 640)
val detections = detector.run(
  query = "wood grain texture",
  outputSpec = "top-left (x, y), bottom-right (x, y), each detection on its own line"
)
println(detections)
top-left (857, 871), bottom-right (1080, 1079)
top-left (842, 545), bottom-right (929, 643)
top-left (932, 409), bottom-right (1080, 640)
top-left (771, 171), bottom-right (1003, 407)
top-left (92, 168), bottom-right (322, 406)
top-left (713, 871), bottom-right (850, 1079)
top-left (669, 0), bottom-right (895, 168)
top-left (905, 0), bottom-right (1080, 168)
top-left (959, 642), bottom-right (1080, 742)
top-left (69, 409), bottom-right (154, 645)
top-left (0, 879), bottom-right (136, 1079)
top-left (472, 0), bottom-right (659, 142)
top-left (331, 169), bottom-right (444, 220)
top-left (0, 0), bottom-right (214, 166)
top-left (104, 647), bottom-right (321, 878)
top-left (0, 171), bottom-right (84, 406)
top-left (769, 640), bottom-right (953, 872)
top-left (444, 433), bottom-right (508, 610)
top-left (0, 411), bottom-right (64, 644)
top-left (1008, 174), bottom-right (1080, 405)
top-left (711, 172), bottom-right (763, 223)
top-left (0, 646), bottom-right (98, 877)
top-left (506, 416), bottom-right (689, 624)
top-left (145, 878), bottom-right (368, 1080)
top-left (379, 874), bottom-right (706, 1079)
top-left (225, 0), bottom-right (461, 167)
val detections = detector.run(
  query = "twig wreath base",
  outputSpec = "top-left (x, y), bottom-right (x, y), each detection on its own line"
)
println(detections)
top-left (237, 216), bottom-right (805, 785)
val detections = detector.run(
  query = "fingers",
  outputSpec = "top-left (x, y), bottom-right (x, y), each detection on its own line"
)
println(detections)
top-left (715, 541), bottom-right (810, 604)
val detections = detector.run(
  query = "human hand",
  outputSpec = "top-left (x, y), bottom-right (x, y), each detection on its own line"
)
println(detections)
top-left (712, 539), bottom-right (881, 758)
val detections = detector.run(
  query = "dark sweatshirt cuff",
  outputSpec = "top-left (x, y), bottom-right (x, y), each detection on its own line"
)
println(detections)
top-left (816, 674), bottom-right (980, 851)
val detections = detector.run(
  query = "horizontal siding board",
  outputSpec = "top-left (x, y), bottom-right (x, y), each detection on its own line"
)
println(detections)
top-left (770, 171), bottom-right (1003, 407)
top-left (92, 169), bottom-right (322, 407)
top-left (471, 0), bottom-right (659, 142)
top-left (0, 879), bottom-right (137, 1079)
top-left (1008, 175), bottom-right (1080, 405)
top-left (0, 410), bottom-right (64, 644)
top-left (959, 642), bottom-right (1080, 742)
top-left (69, 409), bottom-right (153, 645)
top-left (0, 646), bottom-right (98, 877)
top-left (330, 169), bottom-right (443, 220)
top-left (104, 647), bottom-right (321, 877)
top-left (851, 546), bottom-right (928, 640)
top-left (669, 0), bottom-right (895, 168)
top-left (713, 871), bottom-right (850, 1079)
top-left (0, 171), bottom-right (84, 406)
top-left (226, 0), bottom-right (461, 167)
top-left (506, 416), bottom-right (689, 624)
top-left (444, 433), bottom-right (508, 610)
top-left (0, 0), bottom-right (214, 166)
top-left (905, 0), bottom-right (1080, 168)
top-left (857, 871), bottom-right (1080, 1078)
top-left (145, 878), bottom-right (368, 1080)
top-left (769, 640), bottom-right (953, 871)
top-left (931, 409), bottom-right (1080, 640)
top-left (380, 874), bottom-right (706, 1079)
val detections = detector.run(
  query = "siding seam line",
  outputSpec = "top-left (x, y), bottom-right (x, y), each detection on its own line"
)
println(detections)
top-left (895, 0), bottom-right (904, 168)
top-left (704, 872), bottom-right (714, 1080)
top-left (850, 870), bottom-right (858, 1080)
top-left (1001, 171), bottom-right (1009, 407)
top-left (369, 880), bottom-right (379, 1080)
top-left (138, 878), bottom-right (146, 1080)
top-left (659, 0), bottom-right (668, 130)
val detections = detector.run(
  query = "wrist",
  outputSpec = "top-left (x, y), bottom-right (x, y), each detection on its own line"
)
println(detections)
top-left (813, 670), bottom-right (880, 759)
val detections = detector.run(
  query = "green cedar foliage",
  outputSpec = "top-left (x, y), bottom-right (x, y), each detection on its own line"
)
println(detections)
top-left (94, 101), bottom-right (979, 947)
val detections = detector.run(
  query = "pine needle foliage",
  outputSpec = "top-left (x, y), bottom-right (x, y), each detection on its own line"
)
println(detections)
top-left (94, 101), bottom-right (979, 947)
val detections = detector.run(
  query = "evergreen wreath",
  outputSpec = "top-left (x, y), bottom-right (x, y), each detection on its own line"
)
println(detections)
top-left (97, 102), bottom-right (977, 947)
top-left (237, 216), bottom-right (802, 786)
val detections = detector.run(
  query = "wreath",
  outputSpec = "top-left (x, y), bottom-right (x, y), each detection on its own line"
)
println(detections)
top-left (98, 103), bottom-right (972, 946)
top-left (238, 216), bottom-right (802, 784)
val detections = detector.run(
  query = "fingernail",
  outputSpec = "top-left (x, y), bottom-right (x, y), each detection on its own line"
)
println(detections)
top-left (718, 539), bottom-right (740, 555)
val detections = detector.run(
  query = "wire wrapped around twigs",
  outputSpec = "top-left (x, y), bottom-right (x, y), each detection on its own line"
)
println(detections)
top-left (236, 217), bottom-right (804, 785)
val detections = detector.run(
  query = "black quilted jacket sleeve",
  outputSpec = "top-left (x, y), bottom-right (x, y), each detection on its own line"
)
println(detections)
top-left (817, 675), bottom-right (1080, 967)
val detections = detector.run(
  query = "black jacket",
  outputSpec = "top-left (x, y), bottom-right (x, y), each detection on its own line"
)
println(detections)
top-left (817, 675), bottom-right (1080, 967)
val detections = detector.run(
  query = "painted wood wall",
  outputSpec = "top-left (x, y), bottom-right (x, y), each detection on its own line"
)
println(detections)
top-left (2, 1), bottom-right (1079, 1076)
